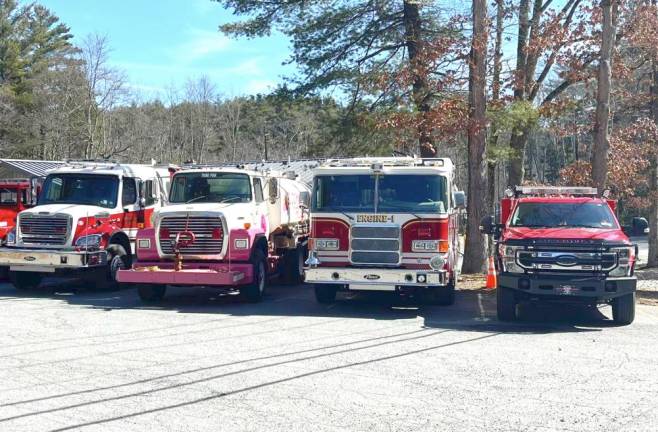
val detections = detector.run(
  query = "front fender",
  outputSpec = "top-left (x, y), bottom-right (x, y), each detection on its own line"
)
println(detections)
top-left (134, 228), bottom-right (158, 261)
top-left (228, 228), bottom-right (265, 261)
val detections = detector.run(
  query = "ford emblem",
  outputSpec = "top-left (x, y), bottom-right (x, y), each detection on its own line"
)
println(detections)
top-left (556, 255), bottom-right (578, 266)
top-left (364, 274), bottom-right (380, 280)
top-left (23, 256), bottom-right (36, 262)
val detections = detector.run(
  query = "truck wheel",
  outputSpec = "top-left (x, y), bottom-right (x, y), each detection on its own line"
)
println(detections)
top-left (612, 293), bottom-right (635, 325)
top-left (105, 244), bottom-right (129, 288)
top-left (283, 245), bottom-right (305, 285)
top-left (241, 251), bottom-right (267, 303)
top-left (497, 286), bottom-right (517, 321)
top-left (314, 284), bottom-right (337, 304)
top-left (10, 272), bottom-right (42, 291)
top-left (137, 284), bottom-right (167, 303)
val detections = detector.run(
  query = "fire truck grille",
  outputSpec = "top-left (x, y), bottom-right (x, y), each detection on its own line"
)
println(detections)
top-left (350, 225), bottom-right (400, 265)
top-left (19, 215), bottom-right (70, 245)
top-left (159, 216), bottom-right (224, 256)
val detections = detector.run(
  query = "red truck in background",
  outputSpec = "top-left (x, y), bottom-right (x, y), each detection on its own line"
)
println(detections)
top-left (480, 186), bottom-right (637, 325)
top-left (0, 179), bottom-right (41, 278)
top-left (0, 179), bottom-right (39, 242)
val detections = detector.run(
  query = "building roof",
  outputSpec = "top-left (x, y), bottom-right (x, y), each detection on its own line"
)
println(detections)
top-left (0, 159), bottom-right (66, 178)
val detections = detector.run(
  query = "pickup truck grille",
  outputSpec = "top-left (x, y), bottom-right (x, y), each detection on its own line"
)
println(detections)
top-left (350, 225), bottom-right (400, 265)
top-left (158, 216), bottom-right (224, 256)
top-left (19, 214), bottom-right (70, 245)
top-left (517, 250), bottom-right (617, 272)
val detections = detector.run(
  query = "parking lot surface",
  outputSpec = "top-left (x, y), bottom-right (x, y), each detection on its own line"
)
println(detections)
top-left (0, 281), bottom-right (657, 432)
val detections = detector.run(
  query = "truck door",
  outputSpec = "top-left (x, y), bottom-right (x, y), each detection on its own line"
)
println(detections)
top-left (120, 177), bottom-right (141, 238)
top-left (140, 178), bottom-right (158, 228)
top-left (253, 177), bottom-right (269, 235)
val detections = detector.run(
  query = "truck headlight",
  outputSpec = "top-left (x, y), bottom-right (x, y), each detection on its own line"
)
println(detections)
top-left (498, 244), bottom-right (524, 273)
top-left (75, 234), bottom-right (103, 248)
top-left (429, 255), bottom-right (445, 270)
top-left (5, 228), bottom-right (16, 246)
top-left (609, 246), bottom-right (634, 277)
top-left (315, 238), bottom-right (339, 251)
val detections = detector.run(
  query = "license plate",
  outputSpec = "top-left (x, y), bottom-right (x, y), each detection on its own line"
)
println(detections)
top-left (556, 285), bottom-right (578, 295)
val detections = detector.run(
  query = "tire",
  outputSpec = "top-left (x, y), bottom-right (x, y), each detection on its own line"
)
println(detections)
top-left (497, 286), bottom-right (517, 321)
top-left (104, 244), bottom-right (129, 289)
top-left (137, 284), bottom-right (167, 303)
top-left (282, 245), bottom-right (305, 285)
top-left (612, 293), bottom-right (635, 325)
top-left (241, 251), bottom-right (267, 303)
top-left (0, 266), bottom-right (9, 280)
top-left (10, 272), bottom-right (42, 291)
top-left (314, 284), bottom-right (337, 304)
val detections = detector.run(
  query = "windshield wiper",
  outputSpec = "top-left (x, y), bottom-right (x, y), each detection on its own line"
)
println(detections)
top-left (513, 224), bottom-right (552, 228)
top-left (561, 224), bottom-right (607, 229)
top-left (185, 195), bottom-right (209, 204)
top-left (218, 196), bottom-right (241, 204)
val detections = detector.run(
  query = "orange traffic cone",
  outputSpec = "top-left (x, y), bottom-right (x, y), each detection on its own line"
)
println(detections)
top-left (485, 256), bottom-right (497, 290)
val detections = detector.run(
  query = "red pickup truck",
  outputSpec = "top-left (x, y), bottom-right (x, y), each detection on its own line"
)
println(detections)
top-left (481, 187), bottom-right (637, 325)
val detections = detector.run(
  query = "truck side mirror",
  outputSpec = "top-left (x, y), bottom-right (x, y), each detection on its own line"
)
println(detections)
top-left (299, 191), bottom-right (311, 208)
top-left (453, 191), bottom-right (466, 209)
top-left (268, 178), bottom-right (279, 204)
top-left (479, 215), bottom-right (495, 235)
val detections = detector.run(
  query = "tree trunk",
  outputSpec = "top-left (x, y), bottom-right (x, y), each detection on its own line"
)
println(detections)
top-left (648, 30), bottom-right (658, 267)
top-left (487, 0), bottom-right (504, 216)
top-left (591, 0), bottom-right (617, 191)
top-left (507, 0), bottom-right (531, 186)
top-left (403, 0), bottom-right (435, 158)
top-left (462, 0), bottom-right (488, 274)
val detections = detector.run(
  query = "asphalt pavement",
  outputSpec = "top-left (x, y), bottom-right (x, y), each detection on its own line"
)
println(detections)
top-left (0, 281), bottom-right (657, 432)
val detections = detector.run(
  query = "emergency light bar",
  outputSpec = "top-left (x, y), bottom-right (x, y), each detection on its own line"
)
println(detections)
top-left (513, 186), bottom-right (598, 197)
top-left (323, 157), bottom-right (451, 168)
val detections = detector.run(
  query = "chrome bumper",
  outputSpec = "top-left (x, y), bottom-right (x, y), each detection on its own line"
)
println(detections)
top-left (0, 247), bottom-right (107, 272)
top-left (305, 267), bottom-right (447, 291)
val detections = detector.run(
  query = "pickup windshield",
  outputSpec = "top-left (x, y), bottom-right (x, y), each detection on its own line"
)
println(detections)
top-left (510, 202), bottom-right (618, 229)
top-left (169, 172), bottom-right (252, 204)
top-left (313, 174), bottom-right (448, 213)
top-left (40, 174), bottom-right (119, 209)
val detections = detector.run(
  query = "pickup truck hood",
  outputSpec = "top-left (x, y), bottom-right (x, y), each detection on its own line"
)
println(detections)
top-left (503, 227), bottom-right (630, 244)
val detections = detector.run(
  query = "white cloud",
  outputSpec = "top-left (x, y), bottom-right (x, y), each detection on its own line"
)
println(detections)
top-left (176, 29), bottom-right (231, 63)
top-left (228, 58), bottom-right (264, 76)
top-left (245, 79), bottom-right (276, 95)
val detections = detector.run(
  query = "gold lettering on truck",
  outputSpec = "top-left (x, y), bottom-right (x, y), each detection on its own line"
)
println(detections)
top-left (356, 214), bottom-right (394, 223)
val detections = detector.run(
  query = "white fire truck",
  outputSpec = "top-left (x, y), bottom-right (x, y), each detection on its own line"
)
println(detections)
top-left (0, 161), bottom-right (171, 290)
top-left (305, 157), bottom-right (465, 304)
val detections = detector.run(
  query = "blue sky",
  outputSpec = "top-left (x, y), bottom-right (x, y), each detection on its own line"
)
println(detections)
top-left (39, 0), bottom-right (293, 99)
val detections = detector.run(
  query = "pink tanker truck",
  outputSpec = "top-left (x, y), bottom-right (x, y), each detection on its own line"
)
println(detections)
top-left (117, 165), bottom-right (310, 303)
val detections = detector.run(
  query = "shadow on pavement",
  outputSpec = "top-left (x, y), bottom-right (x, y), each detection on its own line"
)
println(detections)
top-left (0, 276), bottom-right (617, 334)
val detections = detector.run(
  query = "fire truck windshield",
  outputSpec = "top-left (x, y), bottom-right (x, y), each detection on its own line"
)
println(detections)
top-left (313, 174), bottom-right (448, 213)
top-left (510, 202), bottom-right (618, 229)
top-left (0, 188), bottom-right (19, 205)
top-left (169, 172), bottom-right (252, 204)
top-left (40, 174), bottom-right (119, 209)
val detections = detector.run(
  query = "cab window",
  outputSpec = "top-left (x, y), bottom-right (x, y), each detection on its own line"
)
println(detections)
top-left (144, 180), bottom-right (156, 206)
top-left (122, 178), bottom-right (138, 206)
top-left (253, 178), bottom-right (264, 203)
